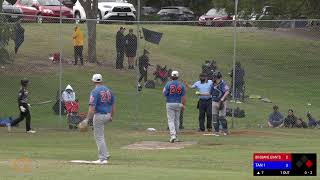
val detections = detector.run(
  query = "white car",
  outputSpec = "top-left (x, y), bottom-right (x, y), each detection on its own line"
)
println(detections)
top-left (73, 0), bottom-right (136, 23)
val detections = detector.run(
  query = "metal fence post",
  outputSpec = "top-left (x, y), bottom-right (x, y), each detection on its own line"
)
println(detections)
top-left (133, 0), bottom-right (141, 129)
top-left (231, 0), bottom-right (239, 129)
top-left (58, 1), bottom-right (63, 121)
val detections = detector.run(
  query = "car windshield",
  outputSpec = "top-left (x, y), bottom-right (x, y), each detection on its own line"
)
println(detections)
top-left (206, 8), bottom-right (227, 16)
top-left (159, 8), bottom-right (179, 14)
top-left (37, 0), bottom-right (61, 6)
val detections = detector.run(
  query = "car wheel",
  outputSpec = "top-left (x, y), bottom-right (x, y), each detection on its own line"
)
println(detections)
top-left (36, 14), bottom-right (43, 24)
top-left (97, 10), bottom-right (102, 24)
top-left (75, 12), bottom-right (81, 24)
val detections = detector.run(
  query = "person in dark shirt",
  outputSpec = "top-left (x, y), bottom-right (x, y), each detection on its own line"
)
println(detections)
top-left (116, 27), bottom-right (126, 69)
top-left (202, 60), bottom-right (217, 80)
top-left (230, 61), bottom-right (245, 103)
top-left (284, 109), bottom-right (298, 128)
top-left (10, 79), bottom-right (36, 133)
top-left (138, 49), bottom-right (151, 87)
top-left (284, 109), bottom-right (308, 128)
top-left (125, 29), bottom-right (137, 69)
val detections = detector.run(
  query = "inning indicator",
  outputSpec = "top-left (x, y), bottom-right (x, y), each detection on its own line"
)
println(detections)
top-left (253, 153), bottom-right (317, 176)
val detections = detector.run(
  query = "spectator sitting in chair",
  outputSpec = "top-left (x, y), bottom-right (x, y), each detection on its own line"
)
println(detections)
top-left (154, 65), bottom-right (171, 84)
top-left (268, 105), bottom-right (284, 128)
top-left (307, 112), bottom-right (320, 128)
top-left (62, 85), bottom-right (76, 102)
top-left (62, 85), bottom-right (78, 114)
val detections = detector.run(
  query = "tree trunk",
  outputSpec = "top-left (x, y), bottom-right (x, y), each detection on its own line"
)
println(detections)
top-left (79, 0), bottom-right (98, 63)
top-left (87, 20), bottom-right (96, 63)
top-left (0, 0), bottom-right (3, 13)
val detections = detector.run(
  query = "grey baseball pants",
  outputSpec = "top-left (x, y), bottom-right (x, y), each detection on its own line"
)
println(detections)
top-left (166, 103), bottom-right (183, 138)
top-left (93, 113), bottom-right (112, 161)
top-left (212, 101), bottom-right (228, 133)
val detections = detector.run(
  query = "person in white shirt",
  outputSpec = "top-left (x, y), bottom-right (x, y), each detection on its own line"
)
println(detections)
top-left (62, 85), bottom-right (76, 102)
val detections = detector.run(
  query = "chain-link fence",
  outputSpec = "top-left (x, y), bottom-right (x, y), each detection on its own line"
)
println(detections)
top-left (0, 12), bottom-right (319, 131)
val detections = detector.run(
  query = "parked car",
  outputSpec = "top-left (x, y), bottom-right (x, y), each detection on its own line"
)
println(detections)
top-left (2, 0), bottom-right (23, 22)
top-left (14, 0), bottom-right (73, 23)
top-left (254, 6), bottom-right (282, 28)
top-left (141, 6), bottom-right (157, 16)
top-left (198, 8), bottom-right (233, 26)
top-left (59, 0), bottom-right (74, 9)
top-left (157, 6), bottom-right (195, 21)
top-left (234, 11), bottom-right (256, 27)
top-left (73, 0), bottom-right (136, 23)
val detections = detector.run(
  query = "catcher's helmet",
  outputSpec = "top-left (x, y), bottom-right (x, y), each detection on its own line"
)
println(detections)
top-left (213, 71), bottom-right (222, 79)
top-left (21, 79), bottom-right (29, 86)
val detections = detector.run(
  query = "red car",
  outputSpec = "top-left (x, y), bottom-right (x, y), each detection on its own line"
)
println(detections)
top-left (15, 0), bottom-right (73, 23)
top-left (199, 8), bottom-right (233, 27)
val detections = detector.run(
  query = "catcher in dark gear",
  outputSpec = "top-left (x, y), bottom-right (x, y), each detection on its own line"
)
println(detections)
top-left (210, 71), bottom-right (229, 136)
top-left (10, 79), bottom-right (36, 133)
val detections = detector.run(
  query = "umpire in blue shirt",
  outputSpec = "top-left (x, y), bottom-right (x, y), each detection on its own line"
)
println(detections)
top-left (185, 73), bottom-right (212, 132)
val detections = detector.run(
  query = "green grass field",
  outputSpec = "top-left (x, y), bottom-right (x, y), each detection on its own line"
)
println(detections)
top-left (0, 23), bottom-right (319, 179)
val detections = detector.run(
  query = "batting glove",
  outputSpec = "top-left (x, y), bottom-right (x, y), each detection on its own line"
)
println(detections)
top-left (20, 106), bottom-right (26, 112)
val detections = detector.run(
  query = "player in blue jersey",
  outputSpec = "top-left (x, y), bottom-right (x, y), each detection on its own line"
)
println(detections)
top-left (163, 71), bottom-right (186, 143)
top-left (210, 71), bottom-right (230, 136)
top-left (84, 74), bottom-right (115, 164)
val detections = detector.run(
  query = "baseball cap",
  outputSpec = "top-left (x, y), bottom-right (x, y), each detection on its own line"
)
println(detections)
top-left (171, 71), bottom-right (179, 77)
top-left (92, 74), bottom-right (102, 83)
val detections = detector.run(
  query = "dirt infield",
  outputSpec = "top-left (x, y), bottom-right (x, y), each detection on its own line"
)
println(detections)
top-left (122, 141), bottom-right (197, 150)
top-left (138, 130), bottom-right (285, 137)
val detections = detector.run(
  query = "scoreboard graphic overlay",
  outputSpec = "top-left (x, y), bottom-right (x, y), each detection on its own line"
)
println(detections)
top-left (253, 153), bottom-right (317, 176)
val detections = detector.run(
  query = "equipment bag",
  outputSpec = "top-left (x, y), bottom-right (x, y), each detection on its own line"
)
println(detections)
top-left (0, 117), bottom-right (12, 127)
top-left (226, 107), bottom-right (245, 118)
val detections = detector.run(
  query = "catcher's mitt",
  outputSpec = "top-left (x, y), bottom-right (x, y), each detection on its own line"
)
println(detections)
top-left (78, 119), bottom-right (89, 132)
top-left (218, 101), bottom-right (225, 111)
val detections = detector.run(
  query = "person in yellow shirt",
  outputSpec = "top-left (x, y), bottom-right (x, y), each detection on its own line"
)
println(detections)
top-left (73, 26), bottom-right (84, 65)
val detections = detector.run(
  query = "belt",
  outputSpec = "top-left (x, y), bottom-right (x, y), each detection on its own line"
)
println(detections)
top-left (199, 98), bottom-right (212, 101)
top-left (95, 112), bottom-right (108, 115)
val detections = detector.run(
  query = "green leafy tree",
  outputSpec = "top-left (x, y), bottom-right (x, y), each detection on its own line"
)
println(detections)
top-left (0, 0), bottom-right (13, 64)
